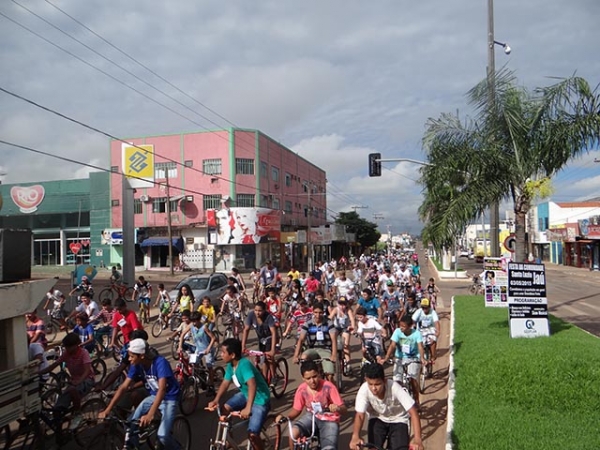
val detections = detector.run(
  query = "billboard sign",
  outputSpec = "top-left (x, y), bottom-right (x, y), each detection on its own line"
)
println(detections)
top-left (483, 257), bottom-right (509, 308)
top-left (507, 262), bottom-right (550, 338)
top-left (10, 185), bottom-right (45, 213)
top-left (207, 207), bottom-right (281, 245)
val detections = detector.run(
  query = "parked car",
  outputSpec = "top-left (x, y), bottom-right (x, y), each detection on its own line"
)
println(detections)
top-left (169, 273), bottom-right (229, 311)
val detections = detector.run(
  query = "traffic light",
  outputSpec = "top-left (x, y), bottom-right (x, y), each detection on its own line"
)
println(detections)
top-left (368, 153), bottom-right (382, 177)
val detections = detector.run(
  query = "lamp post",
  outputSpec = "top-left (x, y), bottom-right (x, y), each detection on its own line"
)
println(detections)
top-left (487, 0), bottom-right (511, 258)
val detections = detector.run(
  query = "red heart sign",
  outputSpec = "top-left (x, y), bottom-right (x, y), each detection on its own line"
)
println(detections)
top-left (81, 239), bottom-right (91, 247)
top-left (70, 243), bottom-right (81, 254)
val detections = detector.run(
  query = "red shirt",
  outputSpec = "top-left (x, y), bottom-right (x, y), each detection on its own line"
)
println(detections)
top-left (266, 297), bottom-right (282, 320)
top-left (293, 380), bottom-right (344, 422)
top-left (112, 309), bottom-right (143, 343)
top-left (290, 308), bottom-right (313, 329)
top-left (304, 278), bottom-right (320, 293)
top-left (58, 347), bottom-right (94, 382)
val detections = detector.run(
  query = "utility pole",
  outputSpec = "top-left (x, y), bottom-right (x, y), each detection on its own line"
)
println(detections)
top-left (165, 171), bottom-right (174, 276)
top-left (306, 185), bottom-right (312, 273)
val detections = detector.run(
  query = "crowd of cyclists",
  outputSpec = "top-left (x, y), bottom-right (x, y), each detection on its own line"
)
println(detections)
top-left (19, 252), bottom-right (442, 450)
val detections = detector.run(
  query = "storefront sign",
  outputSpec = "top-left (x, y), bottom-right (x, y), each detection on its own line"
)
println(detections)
top-left (507, 262), bottom-right (550, 338)
top-left (101, 229), bottom-right (123, 245)
top-left (10, 185), bottom-right (45, 213)
top-left (122, 143), bottom-right (154, 188)
top-left (483, 257), bottom-right (509, 308)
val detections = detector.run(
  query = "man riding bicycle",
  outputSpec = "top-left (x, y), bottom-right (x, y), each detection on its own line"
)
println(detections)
top-left (412, 298), bottom-right (440, 366)
top-left (241, 301), bottom-right (279, 384)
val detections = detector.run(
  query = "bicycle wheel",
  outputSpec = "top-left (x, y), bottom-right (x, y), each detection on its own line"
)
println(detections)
top-left (88, 426), bottom-right (124, 450)
top-left (171, 415), bottom-right (192, 450)
top-left (45, 320), bottom-right (57, 343)
top-left (419, 364), bottom-right (427, 394)
top-left (170, 315), bottom-right (182, 332)
top-left (214, 366), bottom-right (225, 387)
top-left (74, 398), bottom-right (107, 446)
top-left (123, 287), bottom-right (135, 302)
top-left (151, 319), bottom-right (164, 338)
top-left (179, 377), bottom-right (199, 416)
top-left (91, 358), bottom-right (107, 384)
top-left (171, 339), bottom-right (180, 360)
top-left (270, 357), bottom-right (289, 399)
top-left (98, 288), bottom-right (115, 303)
top-left (335, 355), bottom-right (344, 393)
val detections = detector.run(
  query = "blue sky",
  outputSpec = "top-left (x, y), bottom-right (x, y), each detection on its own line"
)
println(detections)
top-left (0, 0), bottom-right (599, 234)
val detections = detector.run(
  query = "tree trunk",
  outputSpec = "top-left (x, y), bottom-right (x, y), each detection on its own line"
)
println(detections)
top-left (514, 209), bottom-right (528, 262)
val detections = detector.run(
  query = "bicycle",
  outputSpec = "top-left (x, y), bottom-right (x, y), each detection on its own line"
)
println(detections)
top-left (246, 350), bottom-right (289, 399)
top-left (98, 282), bottom-right (134, 303)
top-left (175, 350), bottom-right (225, 416)
top-left (151, 311), bottom-right (183, 338)
top-left (334, 334), bottom-right (351, 393)
top-left (468, 275), bottom-right (484, 295)
top-left (418, 337), bottom-right (434, 394)
top-left (394, 359), bottom-right (417, 400)
top-left (45, 307), bottom-right (68, 343)
top-left (274, 414), bottom-right (324, 450)
top-left (85, 412), bottom-right (191, 449)
top-left (205, 406), bottom-right (274, 450)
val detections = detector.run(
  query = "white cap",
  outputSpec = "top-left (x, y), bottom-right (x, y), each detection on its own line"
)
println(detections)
top-left (128, 338), bottom-right (146, 355)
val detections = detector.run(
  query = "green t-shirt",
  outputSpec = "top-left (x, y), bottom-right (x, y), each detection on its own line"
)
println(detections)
top-left (224, 357), bottom-right (271, 406)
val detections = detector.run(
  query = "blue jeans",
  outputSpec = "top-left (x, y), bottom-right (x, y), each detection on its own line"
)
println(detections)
top-left (295, 414), bottom-right (339, 450)
top-left (128, 396), bottom-right (179, 449)
top-left (225, 392), bottom-right (270, 435)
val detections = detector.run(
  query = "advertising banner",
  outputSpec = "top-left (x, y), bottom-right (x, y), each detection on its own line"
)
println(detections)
top-left (207, 207), bottom-right (281, 245)
top-left (507, 262), bottom-right (550, 338)
top-left (483, 257), bottom-right (509, 308)
top-left (122, 143), bottom-right (154, 188)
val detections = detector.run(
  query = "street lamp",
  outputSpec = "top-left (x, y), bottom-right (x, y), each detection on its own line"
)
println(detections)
top-left (487, 0), bottom-right (511, 258)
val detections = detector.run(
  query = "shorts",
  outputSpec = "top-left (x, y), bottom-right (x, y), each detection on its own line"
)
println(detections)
top-left (193, 349), bottom-right (215, 368)
top-left (294, 414), bottom-right (339, 450)
top-left (137, 297), bottom-right (151, 305)
top-left (364, 341), bottom-right (384, 358)
top-left (420, 328), bottom-right (437, 345)
top-left (55, 378), bottom-right (95, 409)
top-left (393, 358), bottom-right (421, 381)
top-left (258, 337), bottom-right (273, 353)
top-left (225, 392), bottom-right (270, 435)
top-left (302, 348), bottom-right (335, 375)
top-left (50, 307), bottom-right (65, 320)
top-left (367, 417), bottom-right (409, 450)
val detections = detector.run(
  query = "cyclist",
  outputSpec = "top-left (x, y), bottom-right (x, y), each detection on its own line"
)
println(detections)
top-left (72, 312), bottom-right (96, 354)
top-left (304, 272), bottom-right (321, 297)
top-left (425, 277), bottom-right (440, 308)
top-left (110, 266), bottom-right (122, 285)
top-left (350, 363), bottom-right (423, 450)
top-left (67, 291), bottom-right (99, 325)
top-left (176, 284), bottom-right (194, 313)
top-left (376, 268), bottom-right (395, 296)
top-left (323, 266), bottom-right (336, 299)
top-left (356, 288), bottom-right (383, 324)
top-left (220, 285), bottom-right (244, 338)
top-left (197, 295), bottom-right (217, 331)
top-left (276, 360), bottom-right (346, 450)
top-left (259, 260), bottom-right (278, 295)
top-left (39, 332), bottom-right (95, 429)
top-left (378, 315), bottom-right (425, 409)
top-left (241, 301), bottom-right (278, 383)
top-left (329, 297), bottom-right (355, 371)
top-left (169, 310), bottom-right (194, 352)
top-left (355, 306), bottom-right (385, 361)
top-left (153, 283), bottom-right (173, 327)
top-left (178, 311), bottom-right (217, 396)
top-left (412, 298), bottom-right (440, 367)
top-left (110, 297), bottom-right (143, 350)
top-left (265, 287), bottom-right (283, 325)
top-left (231, 267), bottom-right (247, 294)
top-left (293, 302), bottom-right (337, 383)
top-left (95, 298), bottom-right (114, 346)
top-left (25, 309), bottom-right (47, 348)
top-left (287, 266), bottom-right (301, 281)
top-left (132, 276), bottom-right (152, 324)
top-left (68, 275), bottom-right (94, 306)
top-left (42, 287), bottom-right (67, 330)
top-left (208, 338), bottom-right (271, 450)
top-left (403, 292), bottom-right (419, 319)
top-left (381, 280), bottom-right (403, 327)
top-left (283, 299), bottom-right (312, 339)
top-left (99, 338), bottom-right (181, 449)
top-left (333, 272), bottom-right (356, 304)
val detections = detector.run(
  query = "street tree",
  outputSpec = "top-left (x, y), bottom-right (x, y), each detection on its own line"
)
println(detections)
top-left (420, 69), bottom-right (600, 262)
top-left (335, 211), bottom-right (381, 250)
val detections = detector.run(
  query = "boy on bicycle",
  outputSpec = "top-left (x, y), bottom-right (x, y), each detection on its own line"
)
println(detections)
top-left (132, 276), bottom-right (152, 324)
top-left (355, 306), bottom-right (385, 360)
top-left (276, 360), bottom-right (346, 450)
top-left (99, 338), bottom-right (181, 449)
top-left (242, 301), bottom-right (279, 383)
top-left (350, 363), bottom-right (423, 450)
top-left (208, 338), bottom-right (271, 450)
top-left (412, 298), bottom-right (440, 366)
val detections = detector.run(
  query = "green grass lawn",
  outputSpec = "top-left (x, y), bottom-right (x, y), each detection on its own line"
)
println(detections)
top-left (452, 296), bottom-right (600, 450)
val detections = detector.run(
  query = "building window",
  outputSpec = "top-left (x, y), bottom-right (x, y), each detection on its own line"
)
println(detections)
top-left (110, 166), bottom-right (119, 173)
top-left (134, 199), bottom-right (142, 214)
top-left (203, 194), bottom-right (221, 210)
top-left (260, 161), bottom-right (268, 178)
top-left (111, 199), bottom-right (120, 207)
top-left (272, 198), bottom-right (280, 210)
top-left (203, 159), bottom-right (222, 175)
top-left (155, 162), bottom-right (177, 179)
top-left (261, 195), bottom-right (269, 207)
top-left (152, 197), bottom-right (178, 213)
top-left (184, 160), bottom-right (193, 167)
top-left (236, 194), bottom-right (255, 208)
top-left (285, 173), bottom-right (292, 187)
top-left (236, 158), bottom-right (255, 175)
top-left (285, 201), bottom-right (293, 213)
top-left (271, 166), bottom-right (280, 182)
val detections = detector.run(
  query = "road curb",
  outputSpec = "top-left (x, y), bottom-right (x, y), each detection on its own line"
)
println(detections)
top-left (445, 295), bottom-right (456, 450)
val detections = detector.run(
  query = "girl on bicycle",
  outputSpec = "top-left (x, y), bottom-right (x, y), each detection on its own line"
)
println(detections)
top-left (329, 297), bottom-right (355, 370)
top-left (176, 284), bottom-right (194, 313)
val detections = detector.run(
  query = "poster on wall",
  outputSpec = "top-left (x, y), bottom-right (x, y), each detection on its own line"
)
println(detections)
top-left (507, 262), bottom-right (549, 338)
top-left (483, 257), bottom-right (510, 308)
top-left (207, 207), bottom-right (281, 245)
top-left (10, 185), bottom-right (45, 213)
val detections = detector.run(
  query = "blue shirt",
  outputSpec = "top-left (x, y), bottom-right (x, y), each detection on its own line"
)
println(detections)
top-left (73, 323), bottom-right (95, 353)
top-left (357, 297), bottom-right (381, 318)
top-left (191, 324), bottom-right (211, 353)
top-left (128, 355), bottom-right (180, 401)
top-left (381, 291), bottom-right (402, 311)
top-left (390, 328), bottom-right (422, 359)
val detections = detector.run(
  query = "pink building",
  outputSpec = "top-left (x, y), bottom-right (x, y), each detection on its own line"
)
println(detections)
top-left (109, 129), bottom-right (327, 271)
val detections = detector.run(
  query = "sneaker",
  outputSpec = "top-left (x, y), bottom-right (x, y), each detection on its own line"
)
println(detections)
top-left (69, 414), bottom-right (83, 430)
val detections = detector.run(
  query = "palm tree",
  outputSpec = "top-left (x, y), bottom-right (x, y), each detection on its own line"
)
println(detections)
top-left (420, 70), bottom-right (600, 262)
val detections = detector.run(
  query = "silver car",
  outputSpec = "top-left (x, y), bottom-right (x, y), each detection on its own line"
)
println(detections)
top-left (169, 272), bottom-right (229, 311)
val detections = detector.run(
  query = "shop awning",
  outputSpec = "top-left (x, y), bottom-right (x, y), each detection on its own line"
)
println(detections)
top-left (140, 237), bottom-right (184, 253)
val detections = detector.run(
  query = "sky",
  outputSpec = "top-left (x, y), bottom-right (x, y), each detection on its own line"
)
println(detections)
top-left (1, 0), bottom-right (599, 235)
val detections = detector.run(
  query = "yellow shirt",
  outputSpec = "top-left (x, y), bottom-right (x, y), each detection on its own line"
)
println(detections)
top-left (288, 270), bottom-right (300, 280)
top-left (197, 304), bottom-right (216, 323)
top-left (179, 295), bottom-right (192, 312)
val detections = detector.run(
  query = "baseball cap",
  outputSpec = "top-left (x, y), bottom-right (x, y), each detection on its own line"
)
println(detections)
top-left (421, 298), bottom-right (430, 307)
top-left (128, 338), bottom-right (147, 355)
top-left (386, 280), bottom-right (394, 286)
